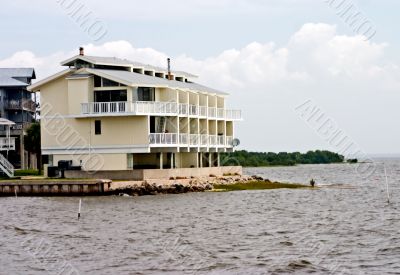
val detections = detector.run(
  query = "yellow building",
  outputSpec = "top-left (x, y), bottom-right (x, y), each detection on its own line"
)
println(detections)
top-left (29, 48), bottom-right (242, 175)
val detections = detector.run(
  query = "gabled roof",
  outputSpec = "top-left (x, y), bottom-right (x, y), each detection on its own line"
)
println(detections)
top-left (61, 55), bottom-right (198, 78)
top-left (0, 68), bottom-right (36, 87)
top-left (85, 68), bottom-right (227, 95)
top-left (28, 69), bottom-right (73, 91)
top-left (61, 55), bottom-right (132, 67)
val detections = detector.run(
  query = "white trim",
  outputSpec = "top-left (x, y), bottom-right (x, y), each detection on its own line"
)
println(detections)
top-left (42, 144), bottom-right (150, 155)
top-left (60, 55), bottom-right (198, 78)
top-left (93, 87), bottom-right (128, 91)
top-left (84, 69), bottom-right (227, 95)
top-left (41, 115), bottom-right (79, 119)
top-left (61, 55), bottom-right (132, 67)
top-left (43, 114), bottom-right (152, 119)
top-left (65, 75), bottom-right (93, 80)
top-left (28, 69), bottom-right (74, 91)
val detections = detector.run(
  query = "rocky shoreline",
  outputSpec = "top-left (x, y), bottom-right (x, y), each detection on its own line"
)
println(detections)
top-left (109, 175), bottom-right (272, 196)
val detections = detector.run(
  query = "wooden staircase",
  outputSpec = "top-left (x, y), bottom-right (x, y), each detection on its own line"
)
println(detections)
top-left (0, 153), bottom-right (14, 178)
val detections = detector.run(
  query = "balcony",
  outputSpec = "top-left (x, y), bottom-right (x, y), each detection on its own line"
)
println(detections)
top-left (189, 134), bottom-right (199, 146)
top-left (148, 133), bottom-right (178, 146)
top-left (5, 99), bottom-right (36, 112)
top-left (0, 122), bottom-right (33, 136)
top-left (0, 137), bottom-right (16, 151)
top-left (149, 133), bottom-right (234, 148)
top-left (11, 122), bottom-right (33, 131)
top-left (81, 101), bottom-right (242, 120)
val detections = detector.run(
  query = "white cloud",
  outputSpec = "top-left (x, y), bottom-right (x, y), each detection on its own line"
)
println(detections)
top-left (288, 23), bottom-right (388, 78)
top-left (1, 23), bottom-right (399, 153)
top-left (2, 23), bottom-right (394, 90)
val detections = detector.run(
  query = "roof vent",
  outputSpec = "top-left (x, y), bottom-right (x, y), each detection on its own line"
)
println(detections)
top-left (79, 47), bottom-right (84, 56)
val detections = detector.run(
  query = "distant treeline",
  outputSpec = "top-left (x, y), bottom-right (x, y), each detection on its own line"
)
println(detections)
top-left (221, 150), bottom-right (345, 167)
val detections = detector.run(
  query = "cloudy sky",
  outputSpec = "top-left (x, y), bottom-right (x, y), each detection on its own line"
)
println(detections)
top-left (1, 0), bottom-right (399, 155)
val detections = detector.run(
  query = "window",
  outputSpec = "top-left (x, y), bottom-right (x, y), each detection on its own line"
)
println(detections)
top-left (94, 91), bottom-right (110, 102)
top-left (94, 75), bottom-right (102, 87)
top-left (138, 87), bottom-right (155, 101)
top-left (95, 90), bottom-right (127, 102)
top-left (110, 90), bottom-right (127, 102)
top-left (93, 76), bottom-right (125, 87)
top-left (95, 120), bottom-right (101, 135)
top-left (102, 78), bottom-right (119, 87)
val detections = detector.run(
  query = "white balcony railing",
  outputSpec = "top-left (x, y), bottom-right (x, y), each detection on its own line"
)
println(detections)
top-left (149, 133), bottom-right (178, 145)
top-left (217, 135), bottom-right (225, 146)
top-left (0, 137), bottom-right (16, 151)
top-left (179, 133), bottom-right (188, 145)
top-left (200, 134), bottom-right (208, 146)
top-left (225, 109), bottom-right (242, 120)
top-left (81, 101), bottom-right (128, 114)
top-left (190, 134), bottom-right (199, 146)
top-left (81, 101), bottom-right (242, 120)
top-left (149, 134), bottom-right (234, 148)
top-left (226, 136), bottom-right (233, 146)
top-left (179, 103), bottom-right (188, 115)
top-left (208, 107), bottom-right (217, 118)
top-left (199, 106), bottom-right (207, 117)
top-left (209, 135), bottom-right (217, 146)
top-left (217, 108), bottom-right (225, 119)
top-left (135, 101), bottom-right (177, 114)
top-left (189, 105), bottom-right (198, 116)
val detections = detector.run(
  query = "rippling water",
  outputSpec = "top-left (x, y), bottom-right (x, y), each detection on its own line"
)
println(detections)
top-left (1, 160), bottom-right (400, 274)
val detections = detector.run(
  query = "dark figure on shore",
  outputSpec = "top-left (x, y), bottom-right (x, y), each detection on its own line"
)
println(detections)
top-left (310, 179), bottom-right (315, 187)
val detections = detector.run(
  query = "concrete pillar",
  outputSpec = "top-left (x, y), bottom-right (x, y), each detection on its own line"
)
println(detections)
top-left (160, 152), bottom-right (164, 169)
top-left (209, 153), bottom-right (212, 167)
top-left (200, 152), bottom-right (203, 168)
top-left (196, 152), bottom-right (199, 168)
top-left (170, 153), bottom-right (174, 169)
top-left (20, 134), bottom-right (25, 169)
top-left (175, 153), bottom-right (180, 168)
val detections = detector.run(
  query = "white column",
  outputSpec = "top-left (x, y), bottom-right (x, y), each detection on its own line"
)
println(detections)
top-left (209, 153), bottom-right (212, 167)
top-left (200, 152), bottom-right (203, 168)
top-left (6, 125), bottom-right (10, 158)
top-left (160, 152), bottom-right (164, 169)
top-left (20, 133), bottom-right (25, 169)
top-left (170, 153), bottom-right (174, 169)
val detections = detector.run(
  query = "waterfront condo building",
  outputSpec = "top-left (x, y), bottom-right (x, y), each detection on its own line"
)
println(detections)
top-left (0, 68), bottom-right (37, 171)
top-left (29, 48), bottom-right (242, 176)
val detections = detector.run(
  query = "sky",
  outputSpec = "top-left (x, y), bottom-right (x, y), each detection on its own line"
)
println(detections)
top-left (1, 0), bottom-right (399, 155)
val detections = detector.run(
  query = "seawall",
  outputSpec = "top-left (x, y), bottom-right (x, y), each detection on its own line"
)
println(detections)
top-left (0, 175), bottom-right (261, 197)
top-left (0, 179), bottom-right (111, 196)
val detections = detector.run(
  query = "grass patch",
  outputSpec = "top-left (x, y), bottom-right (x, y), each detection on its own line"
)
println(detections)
top-left (14, 169), bottom-right (43, 176)
top-left (213, 181), bottom-right (307, 191)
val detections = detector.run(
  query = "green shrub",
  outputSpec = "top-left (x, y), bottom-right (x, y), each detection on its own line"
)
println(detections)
top-left (14, 169), bottom-right (42, 176)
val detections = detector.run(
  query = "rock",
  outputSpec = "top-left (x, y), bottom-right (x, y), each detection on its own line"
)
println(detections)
top-left (173, 183), bottom-right (184, 193)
